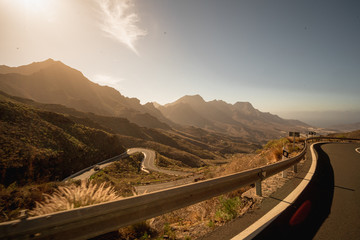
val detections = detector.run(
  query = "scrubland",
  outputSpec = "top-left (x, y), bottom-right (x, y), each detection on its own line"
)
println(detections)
top-left (0, 137), bottom-right (304, 239)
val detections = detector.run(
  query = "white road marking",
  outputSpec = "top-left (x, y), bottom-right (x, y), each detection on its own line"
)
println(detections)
top-left (232, 143), bottom-right (318, 240)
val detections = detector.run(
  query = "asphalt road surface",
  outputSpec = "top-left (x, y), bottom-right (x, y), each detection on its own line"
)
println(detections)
top-left (71, 161), bottom-right (116, 181)
top-left (127, 148), bottom-right (188, 176)
top-left (313, 143), bottom-right (360, 239)
top-left (68, 154), bottom-right (126, 181)
top-left (251, 142), bottom-right (360, 239)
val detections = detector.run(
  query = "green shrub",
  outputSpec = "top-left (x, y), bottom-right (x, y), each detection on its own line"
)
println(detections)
top-left (215, 196), bottom-right (243, 222)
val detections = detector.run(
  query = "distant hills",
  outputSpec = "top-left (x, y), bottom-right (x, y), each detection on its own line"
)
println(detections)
top-left (0, 59), bottom-right (310, 142)
top-left (330, 122), bottom-right (360, 132)
top-left (327, 129), bottom-right (360, 139)
top-left (155, 95), bottom-right (308, 140)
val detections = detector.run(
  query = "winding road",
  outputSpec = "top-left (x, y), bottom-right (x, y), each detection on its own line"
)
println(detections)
top-left (127, 148), bottom-right (188, 176)
top-left (127, 148), bottom-right (200, 194)
top-left (66, 148), bottom-right (191, 187)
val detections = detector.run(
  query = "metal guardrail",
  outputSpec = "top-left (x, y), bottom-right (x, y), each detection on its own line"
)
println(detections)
top-left (1, 137), bottom-right (358, 239)
top-left (62, 152), bottom-right (128, 182)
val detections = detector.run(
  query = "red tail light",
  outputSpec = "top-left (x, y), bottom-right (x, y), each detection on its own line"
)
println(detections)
top-left (289, 200), bottom-right (312, 226)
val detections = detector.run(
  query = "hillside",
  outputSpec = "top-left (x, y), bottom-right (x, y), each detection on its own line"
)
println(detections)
top-left (155, 95), bottom-right (309, 141)
top-left (0, 93), bottom-right (126, 186)
top-left (0, 59), bottom-right (172, 129)
top-left (0, 91), bottom-right (260, 169)
top-left (330, 122), bottom-right (360, 132)
top-left (327, 129), bottom-right (360, 139)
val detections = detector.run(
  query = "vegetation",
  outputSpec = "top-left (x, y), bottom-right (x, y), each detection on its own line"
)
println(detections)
top-left (137, 138), bottom-right (305, 239)
top-left (0, 97), bottom-right (125, 186)
top-left (328, 130), bottom-right (360, 139)
top-left (1, 91), bottom-right (261, 172)
top-left (117, 221), bottom-right (154, 240)
top-left (0, 181), bottom-right (63, 222)
top-left (30, 180), bottom-right (120, 216)
top-left (215, 196), bottom-right (244, 222)
top-left (256, 137), bottom-right (304, 163)
top-left (0, 89), bottom-right (307, 239)
top-left (156, 153), bottom-right (193, 171)
top-left (90, 153), bottom-right (182, 196)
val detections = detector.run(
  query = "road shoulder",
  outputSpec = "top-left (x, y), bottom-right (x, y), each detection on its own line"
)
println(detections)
top-left (199, 149), bottom-right (313, 240)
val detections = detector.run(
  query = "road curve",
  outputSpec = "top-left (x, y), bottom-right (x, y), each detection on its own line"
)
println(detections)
top-left (356, 147), bottom-right (360, 154)
top-left (64, 153), bottom-right (128, 181)
top-left (127, 148), bottom-right (188, 176)
top-left (65, 148), bottom-right (189, 182)
top-left (313, 143), bottom-right (360, 239)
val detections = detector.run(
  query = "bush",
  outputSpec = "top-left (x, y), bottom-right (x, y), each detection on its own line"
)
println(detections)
top-left (215, 196), bottom-right (243, 222)
top-left (29, 180), bottom-right (121, 216)
top-left (118, 221), bottom-right (155, 240)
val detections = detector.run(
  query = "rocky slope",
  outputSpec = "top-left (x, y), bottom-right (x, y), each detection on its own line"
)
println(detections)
top-left (155, 95), bottom-right (308, 142)
top-left (0, 59), bottom-right (172, 129)
top-left (0, 92), bottom-right (125, 186)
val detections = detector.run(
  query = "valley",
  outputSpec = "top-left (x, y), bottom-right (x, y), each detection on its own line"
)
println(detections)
top-left (0, 59), bottom-right (340, 239)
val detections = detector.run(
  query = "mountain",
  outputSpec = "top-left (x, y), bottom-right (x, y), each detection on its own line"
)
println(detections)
top-left (1, 91), bottom-right (261, 170)
top-left (155, 95), bottom-right (309, 141)
top-left (0, 59), bottom-right (172, 129)
top-left (0, 59), bottom-right (309, 143)
top-left (0, 59), bottom-right (58, 75)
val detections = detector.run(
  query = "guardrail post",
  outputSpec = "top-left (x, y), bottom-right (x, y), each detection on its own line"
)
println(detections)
top-left (281, 154), bottom-right (288, 178)
top-left (293, 163), bottom-right (298, 173)
top-left (255, 180), bottom-right (262, 196)
top-left (255, 170), bottom-right (266, 196)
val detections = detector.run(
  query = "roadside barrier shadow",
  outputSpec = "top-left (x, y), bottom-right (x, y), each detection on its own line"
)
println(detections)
top-left (254, 143), bottom-right (335, 239)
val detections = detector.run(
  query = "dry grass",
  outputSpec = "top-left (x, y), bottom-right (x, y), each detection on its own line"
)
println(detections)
top-left (145, 187), bottom-right (253, 239)
top-left (28, 138), bottom-right (304, 238)
top-left (29, 180), bottom-right (121, 216)
top-left (257, 137), bottom-right (304, 163)
top-left (142, 153), bottom-right (266, 239)
top-left (141, 138), bottom-right (305, 239)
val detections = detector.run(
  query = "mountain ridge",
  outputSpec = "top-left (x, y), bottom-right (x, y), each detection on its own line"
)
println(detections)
top-left (155, 94), bottom-right (309, 140)
top-left (0, 59), bottom-right (309, 141)
top-left (0, 59), bottom-right (173, 129)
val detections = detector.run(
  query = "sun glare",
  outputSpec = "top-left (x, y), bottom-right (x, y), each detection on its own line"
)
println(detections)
top-left (16, 0), bottom-right (52, 14)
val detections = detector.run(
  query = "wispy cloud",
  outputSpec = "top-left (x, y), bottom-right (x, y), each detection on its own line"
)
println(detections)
top-left (92, 74), bottom-right (125, 89)
top-left (96, 0), bottom-right (147, 55)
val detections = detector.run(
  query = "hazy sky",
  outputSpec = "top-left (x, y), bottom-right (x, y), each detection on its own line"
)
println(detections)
top-left (1, 0), bottom-right (360, 126)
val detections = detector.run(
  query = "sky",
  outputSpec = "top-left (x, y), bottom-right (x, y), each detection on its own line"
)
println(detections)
top-left (0, 0), bottom-right (360, 127)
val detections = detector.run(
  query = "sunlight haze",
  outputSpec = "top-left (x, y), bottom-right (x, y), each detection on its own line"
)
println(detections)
top-left (1, 0), bottom-right (359, 126)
